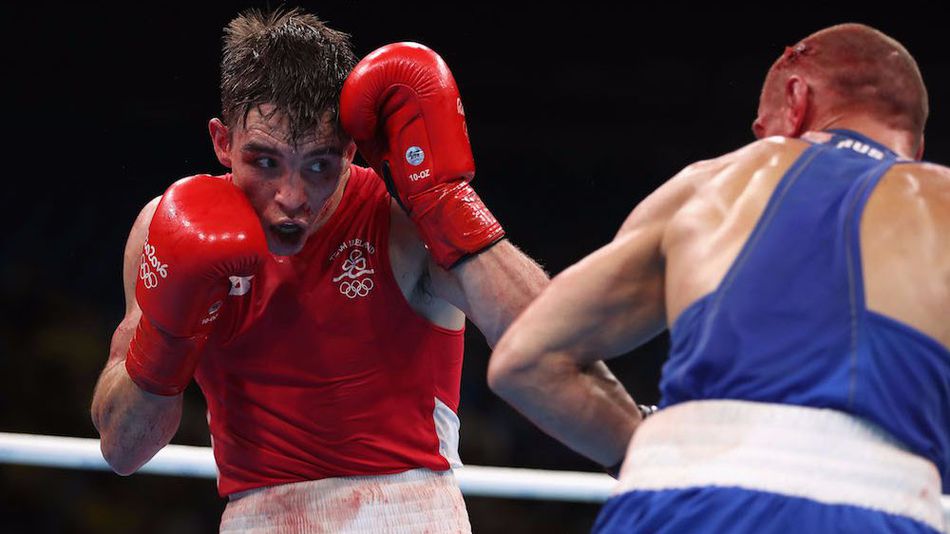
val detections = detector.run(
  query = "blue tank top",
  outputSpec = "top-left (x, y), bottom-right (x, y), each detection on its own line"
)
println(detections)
top-left (662, 130), bottom-right (950, 490)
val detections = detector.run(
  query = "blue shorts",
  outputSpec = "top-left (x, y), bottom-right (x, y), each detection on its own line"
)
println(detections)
top-left (593, 487), bottom-right (941, 534)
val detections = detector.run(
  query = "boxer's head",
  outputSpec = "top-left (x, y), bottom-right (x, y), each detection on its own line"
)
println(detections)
top-left (209, 8), bottom-right (358, 255)
top-left (753, 23), bottom-right (927, 157)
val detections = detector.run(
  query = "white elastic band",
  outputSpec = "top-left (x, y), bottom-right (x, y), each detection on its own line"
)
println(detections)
top-left (616, 400), bottom-right (946, 533)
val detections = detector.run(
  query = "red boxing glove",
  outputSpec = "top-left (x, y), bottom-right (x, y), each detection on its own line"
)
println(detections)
top-left (125, 176), bottom-right (267, 395)
top-left (340, 42), bottom-right (505, 269)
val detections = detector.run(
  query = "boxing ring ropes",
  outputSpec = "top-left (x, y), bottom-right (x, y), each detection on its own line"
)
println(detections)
top-left (1, 432), bottom-right (948, 530)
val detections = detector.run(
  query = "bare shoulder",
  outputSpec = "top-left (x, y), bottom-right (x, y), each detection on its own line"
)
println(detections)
top-left (863, 160), bottom-right (950, 346)
top-left (864, 160), bottom-right (950, 282)
top-left (685, 136), bottom-right (808, 186)
top-left (130, 197), bottom-right (161, 242)
top-left (879, 161), bottom-right (950, 202)
top-left (681, 136), bottom-right (803, 175)
top-left (876, 161), bottom-right (950, 225)
top-left (905, 161), bottom-right (950, 195)
top-left (618, 137), bottom-right (804, 237)
top-left (105, 196), bottom-right (161, 366)
top-left (122, 197), bottom-right (162, 312)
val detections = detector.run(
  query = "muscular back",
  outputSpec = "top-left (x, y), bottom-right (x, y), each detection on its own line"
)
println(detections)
top-left (662, 135), bottom-right (950, 349)
top-left (862, 163), bottom-right (950, 348)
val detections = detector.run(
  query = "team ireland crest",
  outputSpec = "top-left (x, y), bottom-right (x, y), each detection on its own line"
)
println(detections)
top-left (329, 239), bottom-right (376, 299)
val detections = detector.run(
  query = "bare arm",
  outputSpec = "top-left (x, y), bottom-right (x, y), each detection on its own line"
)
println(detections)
top-left (428, 239), bottom-right (550, 347)
top-left (91, 198), bottom-right (183, 475)
top-left (487, 171), bottom-right (696, 467)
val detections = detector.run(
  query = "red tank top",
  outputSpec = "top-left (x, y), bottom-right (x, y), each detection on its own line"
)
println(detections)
top-left (194, 166), bottom-right (465, 496)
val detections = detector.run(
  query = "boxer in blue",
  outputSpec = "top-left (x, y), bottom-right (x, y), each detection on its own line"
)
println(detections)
top-left (489, 23), bottom-right (948, 533)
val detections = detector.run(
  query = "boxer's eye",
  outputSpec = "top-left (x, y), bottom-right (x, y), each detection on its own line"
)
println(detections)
top-left (256, 157), bottom-right (277, 169)
top-left (308, 160), bottom-right (327, 173)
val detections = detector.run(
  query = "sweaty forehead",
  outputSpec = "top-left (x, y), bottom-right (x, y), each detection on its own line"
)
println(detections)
top-left (238, 104), bottom-right (342, 151)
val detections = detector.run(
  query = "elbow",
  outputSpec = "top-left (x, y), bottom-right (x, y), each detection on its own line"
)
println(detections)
top-left (100, 439), bottom-right (143, 476)
top-left (490, 331), bottom-right (580, 408)
top-left (488, 338), bottom-right (538, 402)
top-left (110, 462), bottom-right (140, 477)
top-left (486, 351), bottom-right (513, 398)
top-left (91, 403), bottom-right (138, 476)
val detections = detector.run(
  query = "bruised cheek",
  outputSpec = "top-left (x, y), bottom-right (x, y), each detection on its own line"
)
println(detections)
top-left (307, 184), bottom-right (334, 214)
top-left (235, 180), bottom-right (279, 221)
top-left (307, 174), bottom-right (345, 213)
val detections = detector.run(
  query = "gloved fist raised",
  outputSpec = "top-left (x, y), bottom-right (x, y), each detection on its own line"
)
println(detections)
top-left (341, 42), bottom-right (505, 269)
top-left (126, 176), bottom-right (267, 395)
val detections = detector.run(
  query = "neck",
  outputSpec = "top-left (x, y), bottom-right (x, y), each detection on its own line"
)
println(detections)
top-left (809, 114), bottom-right (918, 159)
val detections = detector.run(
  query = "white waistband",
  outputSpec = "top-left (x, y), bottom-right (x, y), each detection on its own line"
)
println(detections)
top-left (221, 469), bottom-right (471, 533)
top-left (616, 400), bottom-right (944, 532)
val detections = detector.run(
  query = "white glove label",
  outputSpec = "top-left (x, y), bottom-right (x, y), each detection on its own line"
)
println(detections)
top-left (409, 169), bottom-right (431, 182)
top-left (405, 146), bottom-right (425, 166)
top-left (139, 236), bottom-right (169, 290)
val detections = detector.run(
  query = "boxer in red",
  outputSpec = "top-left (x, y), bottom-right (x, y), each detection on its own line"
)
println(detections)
top-left (90, 8), bottom-right (548, 532)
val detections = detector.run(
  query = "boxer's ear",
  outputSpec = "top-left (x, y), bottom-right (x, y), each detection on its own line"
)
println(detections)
top-left (209, 118), bottom-right (233, 168)
top-left (343, 140), bottom-right (357, 162)
top-left (784, 75), bottom-right (810, 137)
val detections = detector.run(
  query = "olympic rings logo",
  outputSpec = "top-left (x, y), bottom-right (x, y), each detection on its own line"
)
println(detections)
top-left (339, 278), bottom-right (374, 299)
top-left (139, 240), bottom-right (169, 290)
top-left (140, 263), bottom-right (160, 289)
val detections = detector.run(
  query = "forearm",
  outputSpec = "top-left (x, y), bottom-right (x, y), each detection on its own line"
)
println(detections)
top-left (489, 345), bottom-right (640, 466)
top-left (450, 240), bottom-right (550, 347)
top-left (91, 357), bottom-right (182, 476)
top-left (487, 234), bottom-right (670, 465)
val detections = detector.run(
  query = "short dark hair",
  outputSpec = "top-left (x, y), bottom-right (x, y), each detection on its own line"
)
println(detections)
top-left (220, 7), bottom-right (357, 143)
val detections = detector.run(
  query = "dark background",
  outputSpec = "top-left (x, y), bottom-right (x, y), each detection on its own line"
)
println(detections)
top-left (2, 2), bottom-right (948, 532)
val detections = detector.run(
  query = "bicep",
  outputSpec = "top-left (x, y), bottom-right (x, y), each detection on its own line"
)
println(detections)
top-left (425, 255), bottom-right (469, 315)
top-left (121, 197), bottom-right (160, 313)
top-left (427, 240), bottom-right (552, 347)
top-left (107, 198), bottom-right (159, 366)
top-left (507, 169), bottom-right (701, 363)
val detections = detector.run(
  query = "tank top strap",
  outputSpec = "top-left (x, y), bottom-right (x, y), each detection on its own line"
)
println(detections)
top-left (832, 131), bottom-right (899, 318)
